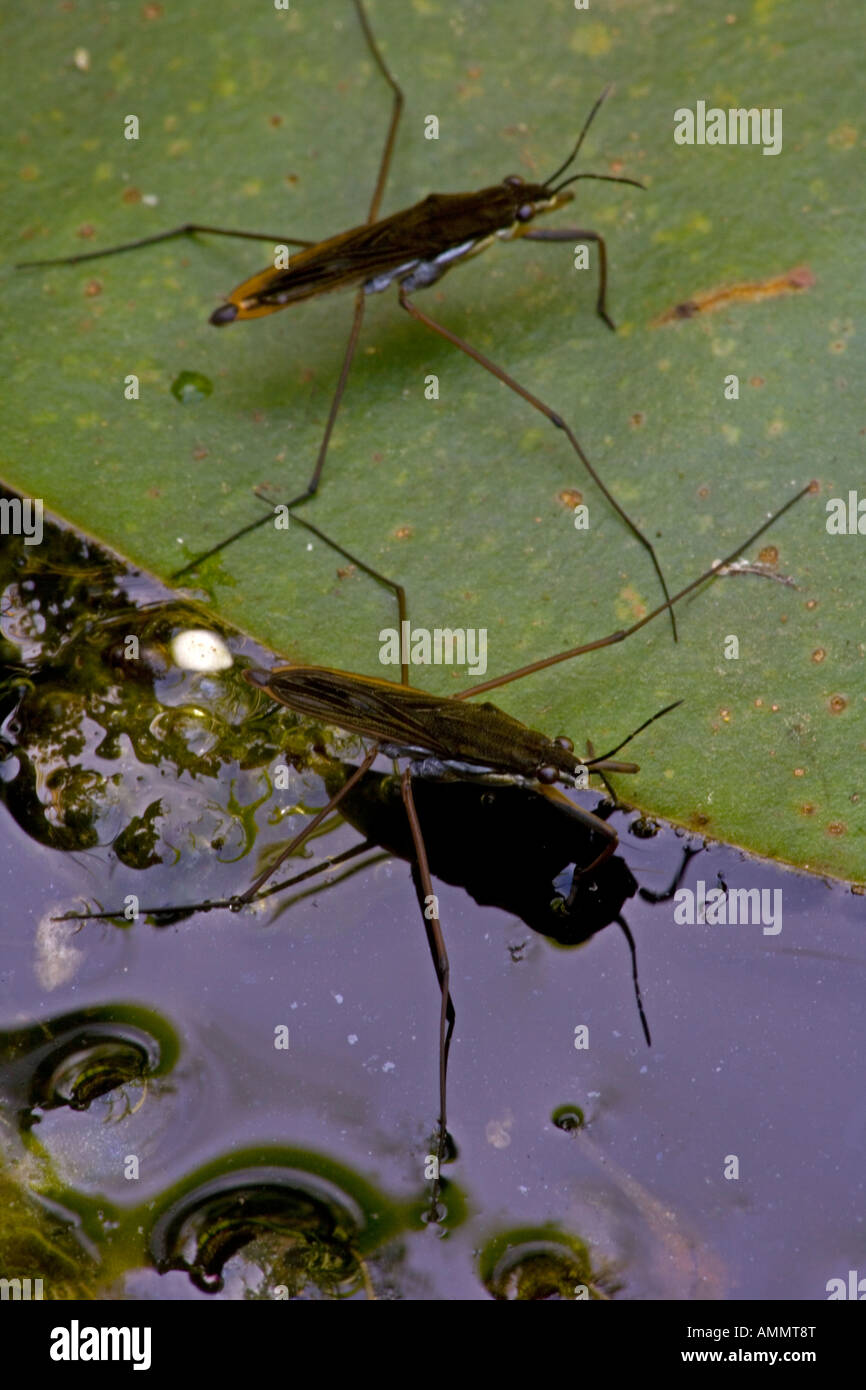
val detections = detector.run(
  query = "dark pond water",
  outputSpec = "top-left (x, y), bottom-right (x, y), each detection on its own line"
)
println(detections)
top-left (1, 509), bottom-right (863, 1301)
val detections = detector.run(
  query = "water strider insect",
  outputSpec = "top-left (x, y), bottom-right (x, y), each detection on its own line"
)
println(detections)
top-left (57, 481), bottom-right (813, 1219)
top-left (17, 0), bottom-right (675, 631)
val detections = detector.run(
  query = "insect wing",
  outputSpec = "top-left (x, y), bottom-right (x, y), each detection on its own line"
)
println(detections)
top-left (256, 667), bottom-right (548, 775)
top-left (222, 188), bottom-right (515, 312)
top-left (258, 666), bottom-right (458, 755)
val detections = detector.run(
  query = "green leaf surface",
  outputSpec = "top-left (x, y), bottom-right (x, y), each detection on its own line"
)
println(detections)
top-left (3, 0), bottom-right (863, 882)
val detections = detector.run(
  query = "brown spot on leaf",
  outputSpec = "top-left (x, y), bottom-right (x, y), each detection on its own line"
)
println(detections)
top-left (829, 695), bottom-right (847, 714)
top-left (827, 123), bottom-right (857, 151)
top-left (654, 266), bottom-right (815, 325)
top-left (558, 488), bottom-right (583, 509)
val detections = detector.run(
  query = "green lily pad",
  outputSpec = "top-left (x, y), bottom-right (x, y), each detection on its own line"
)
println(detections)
top-left (2, 0), bottom-right (863, 881)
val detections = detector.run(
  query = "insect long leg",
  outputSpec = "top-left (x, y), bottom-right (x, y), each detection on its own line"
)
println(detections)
top-left (53, 746), bottom-right (382, 923)
top-left (259, 507), bottom-right (454, 1207)
top-left (235, 744), bottom-right (382, 905)
top-left (564, 815), bottom-right (620, 897)
top-left (249, 501), bottom-right (411, 683)
top-left (280, 497), bottom-right (447, 1195)
top-left (53, 841), bottom-right (385, 924)
top-left (242, 503), bottom-right (453, 1210)
top-left (352, 0), bottom-right (404, 223)
top-left (174, 0), bottom-right (405, 580)
top-left (521, 226), bottom-right (613, 329)
top-left (399, 767), bottom-right (454, 1221)
top-left (21, 0), bottom-right (402, 275)
top-left (17, 7), bottom-right (403, 271)
top-left (612, 841), bottom-right (704, 1046)
top-left (639, 842), bottom-right (702, 905)
top-left (397, 285), bottom-right (678, 641)
top-left (16, 227), bottom-right (315, 270)
top-left (454, 480), bottom-right (815, 700)
top-left (262, 842), bottom-right (389, 904)
top-left (615, 915), bottom-right (652, 1047)
top-left (276, 505), bottom-right (456, 1190)
top-left (537, 783), bottom-right (622, 889)
top-left (172, 289), bottom-right (368, 578)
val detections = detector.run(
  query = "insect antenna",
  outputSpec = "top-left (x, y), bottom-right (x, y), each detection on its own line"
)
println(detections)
top-left (549, 171), bottom-right (645, 197)
top-left (543, 84), bottom-right (615, 188)
top-left (586, 699), bottom-right (683, 767)
top-left (542, 85), bottom-right (645, 197)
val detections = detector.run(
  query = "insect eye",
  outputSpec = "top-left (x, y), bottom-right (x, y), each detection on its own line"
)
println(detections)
top-left (504, 174), bottom-right (524, 187)
top-left (538, 765), bottom-right (559, 785)
top-left (554, 735), bottom-right (574, 752)
top-left (516, 203), bottom-right (535, 223)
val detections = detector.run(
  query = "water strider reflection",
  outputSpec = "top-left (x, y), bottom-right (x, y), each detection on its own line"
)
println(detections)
top-left (0, 496), bottom-right (862, 1299)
